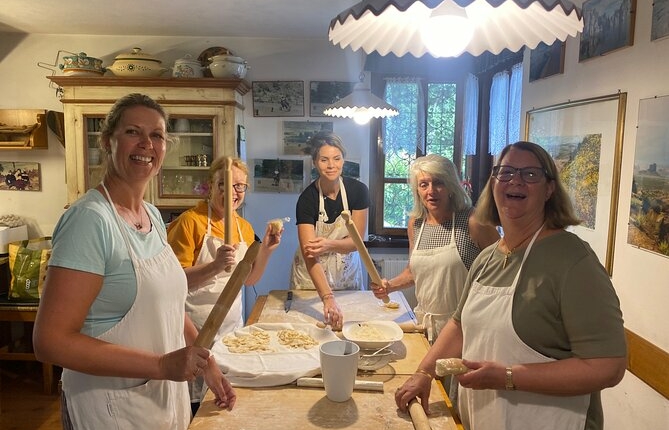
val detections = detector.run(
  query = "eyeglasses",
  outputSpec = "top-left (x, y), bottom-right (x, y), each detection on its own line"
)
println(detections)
top-left (492, 165), bottom-right (549, 184)
top-left (217, 182), bottom-right (249, 193)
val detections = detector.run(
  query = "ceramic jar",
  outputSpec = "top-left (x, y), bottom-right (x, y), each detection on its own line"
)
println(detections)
top-left (207, 54), bottom-right (249, 79)
top-left (172, 54), bottom-right (204, 78)
top-left (59, 52), bottom-right (105, 76)
top-left (107, 47), bottom-right (168, 77)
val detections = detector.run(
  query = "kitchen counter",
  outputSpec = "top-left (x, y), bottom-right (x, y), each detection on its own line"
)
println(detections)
top-left (190, 290), bottom-right (463, 429)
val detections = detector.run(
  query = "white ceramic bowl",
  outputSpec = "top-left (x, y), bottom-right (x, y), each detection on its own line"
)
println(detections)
top-left (342, 321), bottom-right (403, 350)
top-left (208, 55), bottom-right (249, 79)
top-left (358, 348), bottom-right (394, 371)
top-left (107, 47), bottom-right (167, 77)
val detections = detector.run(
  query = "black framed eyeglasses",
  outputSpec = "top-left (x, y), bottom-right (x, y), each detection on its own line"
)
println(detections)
top-left (492, 165), bottom-right (549, 184)
top-left (218, 182), bottom-right (249, 193)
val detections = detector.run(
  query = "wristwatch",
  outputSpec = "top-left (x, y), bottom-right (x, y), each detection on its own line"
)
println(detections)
top-left (505, 366), bottom-right (516, 390)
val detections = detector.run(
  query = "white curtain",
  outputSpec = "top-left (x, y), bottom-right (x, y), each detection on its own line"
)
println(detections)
top-left (489, 70), bottom-right (509, 155)
top-left (508, 63), bottom-right (523, 144)
top-left (463, 73), bottom-right (478, 156)
top-left (488, 62), bottom-right (523, 156)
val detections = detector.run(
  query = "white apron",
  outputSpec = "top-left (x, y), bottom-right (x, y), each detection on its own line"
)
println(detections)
top-left (186, 205), bottom-right (247, 402)
top-left (410, 213), bottom-right (468, 344)
top-left (61, 185), bottom-right (190, 430)
top-left (185, 204), bottom-right (247, 336)
top-left (458, 226), bottom-right (589, 430)
top-left (290, 177), bottom-right (364, 290)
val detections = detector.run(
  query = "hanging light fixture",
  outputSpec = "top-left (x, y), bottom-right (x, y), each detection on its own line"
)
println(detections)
top-left (323, 73), bottom-right (399, 124)
top-left (329, 0), bottom-right (584, 58)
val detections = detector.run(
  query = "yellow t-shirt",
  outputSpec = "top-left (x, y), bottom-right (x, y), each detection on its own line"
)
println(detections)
top-left (167, 200), bottom-right (256, 268)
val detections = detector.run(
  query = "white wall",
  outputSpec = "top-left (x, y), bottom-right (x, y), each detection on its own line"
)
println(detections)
top-left (522, 1), bottom-right (669, 427)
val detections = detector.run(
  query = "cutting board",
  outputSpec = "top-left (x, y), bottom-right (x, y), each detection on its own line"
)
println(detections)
top-left (259, 290), bottom-right (418, 328)
top-left (190, 375), bottom-right (460, 430)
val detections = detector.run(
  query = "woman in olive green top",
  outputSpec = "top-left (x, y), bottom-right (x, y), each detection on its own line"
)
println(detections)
top-left (394, 141), bottom-right (626, 430)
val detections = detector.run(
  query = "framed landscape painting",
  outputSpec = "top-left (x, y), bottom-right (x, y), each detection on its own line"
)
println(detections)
top-left (652, 0), bottom-right (669, 41)
top-left (529, 41), bottom-right (565, 82)
top-left (579, 0), bottom-right (636, 61)
top-left (627, 95), bottom-right (669, 258)
top-left (526, 93), bottom-right (627, 275)
top-left (252, 81), bottom-right (305, 117)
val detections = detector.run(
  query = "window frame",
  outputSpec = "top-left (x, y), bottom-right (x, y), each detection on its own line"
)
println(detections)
top-left (368, 74), bottom-right (466, 237)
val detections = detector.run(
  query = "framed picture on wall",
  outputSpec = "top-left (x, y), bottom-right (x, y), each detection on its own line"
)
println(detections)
top-left (627, 95), bottom-right (669, 258)
top-left (0, 161), bottom-right (41, 191)
top-left (651, 0), bottom-right (669, 41)
top-left (282, 120), bottom-right (333, 155)
top-left (252, 81), bottom-right (305, 117)
top-left (309, 81), bottom-right (356, 117)
top-left (579, 0), bottom-right (636, 61)
top-left (251, 158), bottom-right (305, 193)
top-left (529, 41), bottom-right (565, 82)
top-left (526, 93), bottom-right (627, 275)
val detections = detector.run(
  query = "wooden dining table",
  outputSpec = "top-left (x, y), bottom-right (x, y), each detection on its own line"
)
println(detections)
top-left (190, 290), bottom-right (463, 430)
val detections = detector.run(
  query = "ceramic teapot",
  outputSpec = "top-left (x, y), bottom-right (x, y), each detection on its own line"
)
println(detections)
top-left (107, 47), bottom-right (168, 77)
top-left (172, 54), bottom-right (204, 78)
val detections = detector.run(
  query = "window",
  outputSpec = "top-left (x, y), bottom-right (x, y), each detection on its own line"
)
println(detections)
top-left (371, 78), bottom-right (461, 235)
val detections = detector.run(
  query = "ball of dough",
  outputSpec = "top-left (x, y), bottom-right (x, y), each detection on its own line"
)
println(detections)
top-left (268, 218), bottom-right (284, 234)
top-left (435, 358), bottom-right (469, 376)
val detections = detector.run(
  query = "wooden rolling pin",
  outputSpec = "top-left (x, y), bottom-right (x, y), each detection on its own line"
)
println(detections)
top-left (409, 398), bottom-right (432, 430)
top-left (316, 320), bottom-right (425, 333)
top-left (224, 156), bottom-right (234, 272)
top-left (194, 241), bottom-right (261, 349)
top-left (296, 377), bottom-right (384, 392)
top-left (340, 210), bottom-right (391, 305)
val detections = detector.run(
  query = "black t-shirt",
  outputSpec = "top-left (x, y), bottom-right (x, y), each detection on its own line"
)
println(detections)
top-left (296, 176), bottom-right (369, 225)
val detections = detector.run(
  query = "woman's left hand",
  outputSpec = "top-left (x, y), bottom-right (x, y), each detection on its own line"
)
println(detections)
top-left (262, 224), bottom-right (282, 251)
top-left (304, 237), bottom-right (331, 258)
top-left (203, 355), bottom-right (237, 410)
top-left (456, 359), bottom-right (506, 390)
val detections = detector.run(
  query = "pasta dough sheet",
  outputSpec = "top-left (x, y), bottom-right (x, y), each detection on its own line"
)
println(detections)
top-left (212, 323), bottom-right (340, 387)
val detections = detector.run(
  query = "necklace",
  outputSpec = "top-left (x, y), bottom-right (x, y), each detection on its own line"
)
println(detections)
top-left (501, 231), bottom-right (537, 269)
top-left (117, 204), bottom-right (145, 230)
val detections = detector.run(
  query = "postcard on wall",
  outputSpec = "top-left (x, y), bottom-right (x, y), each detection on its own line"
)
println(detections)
top-left (627, 95), bottom-right (669, 258)
top-left (0, 161), bottom-right (41, 191)
top-left (252, 81), bottom-right (305, 117)
top-left (282, 120), bottom-right (333, 155)
top-left (309, 81), bottom-right (356, 117)
top-left (252, 158), bottom-right (305, 193)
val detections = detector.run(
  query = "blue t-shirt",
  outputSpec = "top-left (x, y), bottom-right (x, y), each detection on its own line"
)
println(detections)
top-left (49, 189), bottom-right (166, 337)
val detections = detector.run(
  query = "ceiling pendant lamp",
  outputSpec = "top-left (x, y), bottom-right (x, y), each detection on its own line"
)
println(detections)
top-left (329, 0), bottom-right (584, 58)
top-left (323, 73), bottom-right (399, 124)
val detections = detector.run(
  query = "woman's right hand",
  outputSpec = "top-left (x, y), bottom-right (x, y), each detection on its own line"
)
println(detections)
top-left (158, 345), bottom-right (211, 382)
top-left (214, 243), bottom-right (238, 271)
top-left (322, 295), bottom-right (343, 330)
top-left (394, 371), bottom-right (434, 414)
top-left (370, 278), bottom-right (391, 301)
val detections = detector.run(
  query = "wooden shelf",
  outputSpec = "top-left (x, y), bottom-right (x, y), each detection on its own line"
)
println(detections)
top-left (48, 76), bottom-right (250, 95)
top-left (0, 110), bottom-right (48, 150)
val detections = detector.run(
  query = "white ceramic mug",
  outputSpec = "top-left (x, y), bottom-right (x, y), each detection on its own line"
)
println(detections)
top-left (319, 340), bottom-right (360, 402)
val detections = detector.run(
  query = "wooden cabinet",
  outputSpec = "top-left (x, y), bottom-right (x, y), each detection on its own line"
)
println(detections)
top-left (48, 76), bottom-right (249, 206)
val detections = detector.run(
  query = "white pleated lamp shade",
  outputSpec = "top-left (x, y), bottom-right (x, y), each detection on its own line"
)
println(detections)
top-left (323, 83), bottom-right (399, 124)
top-left (329, 0), bottom-right (584, 58)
